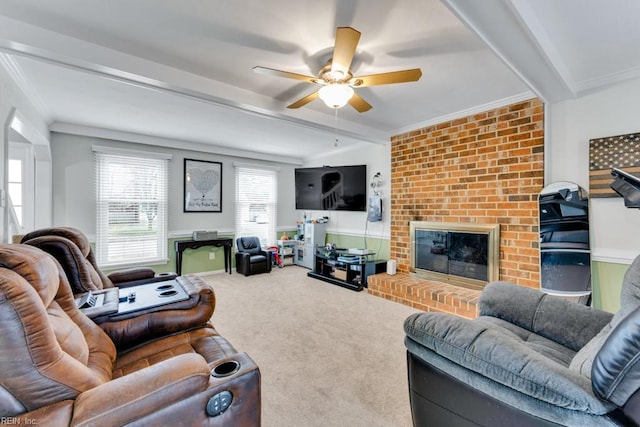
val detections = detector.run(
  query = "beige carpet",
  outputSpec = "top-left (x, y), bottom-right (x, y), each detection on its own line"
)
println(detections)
top-left (203, 266), bottom-right (420, 427)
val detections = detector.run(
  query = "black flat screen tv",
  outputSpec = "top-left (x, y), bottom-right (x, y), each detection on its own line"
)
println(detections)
top-left (295, 165), bottom-right (367, 211)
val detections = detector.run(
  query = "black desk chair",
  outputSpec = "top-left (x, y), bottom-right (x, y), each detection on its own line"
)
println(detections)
top-left (235, 236), bottom-right (272, 276)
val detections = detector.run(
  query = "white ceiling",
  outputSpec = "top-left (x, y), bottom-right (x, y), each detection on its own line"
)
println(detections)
top-left (0, 0), bottom-right (638, 164)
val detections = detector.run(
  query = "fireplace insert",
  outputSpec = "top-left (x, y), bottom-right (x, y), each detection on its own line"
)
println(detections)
top-left (410, 222), bottom-right (500, 290)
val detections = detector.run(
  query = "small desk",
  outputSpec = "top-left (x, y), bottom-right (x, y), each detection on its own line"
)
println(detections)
top-left (175, 238), bottom-right (233, 275)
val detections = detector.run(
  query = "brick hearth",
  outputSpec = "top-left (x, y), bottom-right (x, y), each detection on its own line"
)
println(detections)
top-left (368, 273), bottom-right (480, 319)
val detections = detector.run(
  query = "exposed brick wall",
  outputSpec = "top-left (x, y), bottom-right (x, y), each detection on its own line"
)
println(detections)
top-left (389, 98), bottom-right (544, 289)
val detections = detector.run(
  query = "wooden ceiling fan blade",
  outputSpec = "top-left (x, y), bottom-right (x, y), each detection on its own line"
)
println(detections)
top-left (348, 93), bottom-right (372, 113)
top-left (253, 66), bottom-right (318, 84)
top-left (331, 27), bottom-right (361, 77)
top-left (287, 91), bottom-right (319, 109)
top-left (351, 68), bottom-right (422, 87)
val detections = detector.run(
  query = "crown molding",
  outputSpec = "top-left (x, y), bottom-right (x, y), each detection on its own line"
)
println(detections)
top-left (50, 122), bottom-right (305, 165)
top-left (574, 64), bottom-right (640, 96)
top-left (0, 52), bottom-right (51, 121)
top-left (391, 91), bottom-right (535, 136)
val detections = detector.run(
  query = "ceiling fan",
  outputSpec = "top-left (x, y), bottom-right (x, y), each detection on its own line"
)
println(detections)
top-left (253, 27), bottom-right (422, 113)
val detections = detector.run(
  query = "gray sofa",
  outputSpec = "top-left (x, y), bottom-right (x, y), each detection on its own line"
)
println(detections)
top-left (404, 255), bottom-right (640, 426)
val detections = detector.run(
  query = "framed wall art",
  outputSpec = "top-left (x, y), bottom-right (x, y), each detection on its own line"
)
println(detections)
top-left (184, 158), bottom-right (222, 212)
top-left (589, 132), bottom-right (640, 198)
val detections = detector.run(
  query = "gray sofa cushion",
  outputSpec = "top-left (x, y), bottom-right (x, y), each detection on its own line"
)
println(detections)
top-left (614, 254), bottom-right (640, 324)
top-left (570, 324), bottom-right (613, 378)
top-left (477, 316), bottom-right (576, 366)
top-left (480, 281), bottom-right (612, 351)
top-left (404, 312), bottom-right (613, 414)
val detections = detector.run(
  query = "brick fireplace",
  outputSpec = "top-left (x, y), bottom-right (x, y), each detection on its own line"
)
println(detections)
top-left (368, 98), bottom-right (544, 317)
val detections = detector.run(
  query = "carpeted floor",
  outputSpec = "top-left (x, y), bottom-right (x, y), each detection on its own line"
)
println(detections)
top-left (202, 266), bottom-right (420, 427)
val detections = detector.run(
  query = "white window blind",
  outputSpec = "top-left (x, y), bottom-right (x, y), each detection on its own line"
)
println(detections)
top-left (235, 164), bottom-right (278, 247)
top-left (94, 147), bottom-right (170, 267)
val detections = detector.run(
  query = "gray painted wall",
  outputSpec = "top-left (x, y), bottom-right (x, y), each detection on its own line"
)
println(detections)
top-left (300, 142), bottom-right (391, 240)
top-left (548, 77), bottom-right (640, 264)
top-left (50, 132), bottom-right (298, 238)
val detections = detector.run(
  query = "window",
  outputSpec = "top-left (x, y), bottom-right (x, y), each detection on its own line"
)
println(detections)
top-left (8, 158), bottom-right (23, 228)
top-left (235, 163), bottom-right (278, 246)
top-left (94, 146), bottom-right (170, 267)
top-left (8, 142), bottom-right (35, 236)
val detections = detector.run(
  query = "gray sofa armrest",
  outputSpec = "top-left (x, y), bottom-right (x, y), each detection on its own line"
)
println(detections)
top-left (479, 281), bottom-right (613, 351)
top-left (404, 312), bottom-right (614, 414)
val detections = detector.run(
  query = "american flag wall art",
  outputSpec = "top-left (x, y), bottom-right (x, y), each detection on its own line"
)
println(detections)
top-left (589, 132), bottom-right (640, 198)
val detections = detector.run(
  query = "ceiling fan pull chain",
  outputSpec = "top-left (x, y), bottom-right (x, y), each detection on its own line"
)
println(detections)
top-left (334, 108), bottom-right (339, 148)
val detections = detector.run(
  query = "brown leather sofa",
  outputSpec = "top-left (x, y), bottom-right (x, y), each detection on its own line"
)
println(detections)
top-left (0, 244), bottom-right (261, 426)
top-left (20, 226), bottom-right (175, 293)
top-left (21, 227), bottom-right (215, 350)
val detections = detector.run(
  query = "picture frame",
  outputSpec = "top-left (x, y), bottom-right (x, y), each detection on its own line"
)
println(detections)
top-left (184, 158), bottom-right (222, 212)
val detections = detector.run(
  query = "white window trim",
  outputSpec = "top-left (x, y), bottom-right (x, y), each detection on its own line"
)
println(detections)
top-left (234, 163), bottom-right (278, 247)
top-left (233, 161), bottom-right (280, 172)
top-left (95, 147), bottom-right (170, 268)
top-left (92, 145), bottom-right (173, 160)
top-left (8, 142), bottom-right (34, 232)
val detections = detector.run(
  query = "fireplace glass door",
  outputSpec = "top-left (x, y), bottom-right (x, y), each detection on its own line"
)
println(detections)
top-left (415, 230), bottom-right (489, 282)
top-left (415, 230), bottom-right (449, 274)
top-left (448, 232), bottom-right (489, 281)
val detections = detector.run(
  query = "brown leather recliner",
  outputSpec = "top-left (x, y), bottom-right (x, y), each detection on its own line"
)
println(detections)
top-left (20, 226), bottom-right (174, 294)
top-left (0, 244), bottom-right (260, 426)
top-left (21, 227), bottom-right (215, 350)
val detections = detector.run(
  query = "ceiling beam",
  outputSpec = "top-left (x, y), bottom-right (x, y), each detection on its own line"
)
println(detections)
top-left (442, 0), bottom-right (575, 103)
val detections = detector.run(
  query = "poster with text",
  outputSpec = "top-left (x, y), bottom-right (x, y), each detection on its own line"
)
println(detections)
top-left (184, 158), bottom-right (222, 212)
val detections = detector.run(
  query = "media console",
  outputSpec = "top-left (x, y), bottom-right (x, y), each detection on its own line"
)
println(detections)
top-left (308, 247), bottom-right (386, 291)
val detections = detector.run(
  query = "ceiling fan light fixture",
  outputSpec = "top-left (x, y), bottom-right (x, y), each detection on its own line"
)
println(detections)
top-left (254, 27), bottom-right (420, 113)
top-left (318, 84), bottom-right (354, 109)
